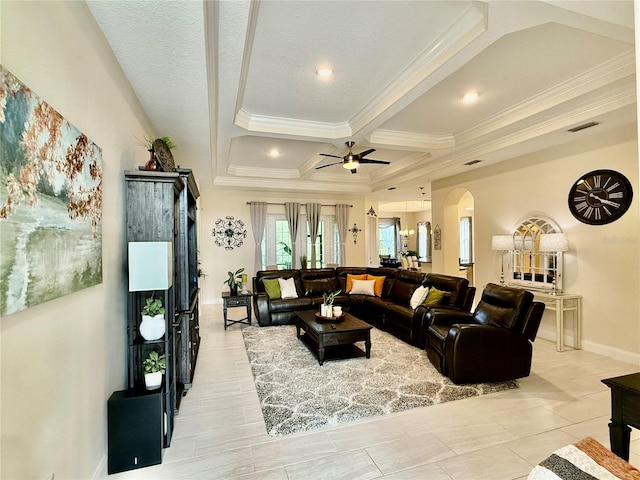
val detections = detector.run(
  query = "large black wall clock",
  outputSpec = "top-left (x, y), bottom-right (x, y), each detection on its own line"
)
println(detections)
top-left (568, 169), bottom-right (633, 225)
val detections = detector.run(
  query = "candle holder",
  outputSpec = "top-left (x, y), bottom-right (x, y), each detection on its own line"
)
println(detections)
top-left (241, 274), bottom-right (249, 294)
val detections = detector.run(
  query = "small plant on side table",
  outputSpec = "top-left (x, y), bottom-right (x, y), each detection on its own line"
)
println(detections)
top-left (224, 268), bottom-right (245, 296)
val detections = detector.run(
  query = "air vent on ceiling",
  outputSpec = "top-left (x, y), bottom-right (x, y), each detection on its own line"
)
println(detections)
top-left (464, 160), bottom-right (482, 166)
top-left (386, 186), bottom-right (396, 191)
top-left (567, 121), bottom-right (599, 133)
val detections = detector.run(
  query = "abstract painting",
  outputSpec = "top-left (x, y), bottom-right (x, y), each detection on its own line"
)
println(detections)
top-left (0, 65), bottom-right (103, 316)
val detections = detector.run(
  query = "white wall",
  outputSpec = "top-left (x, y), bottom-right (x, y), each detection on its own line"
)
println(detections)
top-left (198, 187), bottom-right (367, 304)
top-left (1, 2), bottom-right (153, 478)
top-left (431, 137), bottom-right (640, 359)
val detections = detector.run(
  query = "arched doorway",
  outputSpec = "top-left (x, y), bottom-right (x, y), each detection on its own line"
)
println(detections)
top-left (442, 188), bottom-right (475, 284)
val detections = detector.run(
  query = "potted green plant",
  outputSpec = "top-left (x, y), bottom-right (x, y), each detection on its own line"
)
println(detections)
top-left (143, 350), bottom-right (166, 390)
top-left (139, 296), bottom-right (165, 341)
top-left (224, 268), bottom-right (245, 296)
top-left (321, 289), bottom-right (342, 317)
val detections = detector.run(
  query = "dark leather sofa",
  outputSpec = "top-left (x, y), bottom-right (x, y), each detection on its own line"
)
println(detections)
top-left (425, 283), bottom-right (545, 384)
top-left (252, 267), bottom-right (475, 348)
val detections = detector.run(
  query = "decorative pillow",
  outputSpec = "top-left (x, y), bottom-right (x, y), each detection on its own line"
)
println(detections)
top-left (424, 287), bottom-right (447, 306)
top-left (366, 274), bottom-right (385, 297)
top-left (346, 274), bottom-right (368, 293)
top-left (350, 279), bottom-right (376, 296)
top-left (409, 285), bottom-right (430, 309)
top-left (262, 278), bottom-right (281, 299)
top-left (278, 277), bottom-right (298, 299)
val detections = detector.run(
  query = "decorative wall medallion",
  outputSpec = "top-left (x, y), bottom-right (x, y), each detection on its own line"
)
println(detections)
top-left (212, 216), bottom-right (247, 250)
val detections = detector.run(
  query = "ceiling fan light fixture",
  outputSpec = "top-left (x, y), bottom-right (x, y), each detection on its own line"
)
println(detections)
top-left (343, 159), bottom-right (359, 169)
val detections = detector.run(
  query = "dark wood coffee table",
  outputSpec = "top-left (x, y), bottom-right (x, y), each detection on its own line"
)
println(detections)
top-left (295, 310), bottom-right (372, 365)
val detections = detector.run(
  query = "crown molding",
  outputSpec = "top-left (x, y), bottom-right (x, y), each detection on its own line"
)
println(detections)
top-left (456, 51), bottom-right (636, 145)
top-left (213, 175), bottom-right (372, 193)
top-left (227, 164), bottom-right (300, 179)
top-left (235, 108), bottom-right (352, 139)
top-left (367, 129), bottom-right (455, 150)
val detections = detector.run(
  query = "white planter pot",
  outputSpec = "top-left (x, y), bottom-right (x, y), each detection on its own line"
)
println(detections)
top-left (144, 371), bottom-right (162, 390)
top-left (321, 304), bottom-right (332, 317)
top-left (140, 314), bottom-right (165, 340)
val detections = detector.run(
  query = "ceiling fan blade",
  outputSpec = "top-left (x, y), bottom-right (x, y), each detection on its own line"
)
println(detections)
top-left (319, 153), bottom-right (343, 159)
top-left (315, 161), bottom-right (343, 169)
top-left (357, 148), bottom-right (376, 158)
top-left (358, 159), bottom-right (390, 165)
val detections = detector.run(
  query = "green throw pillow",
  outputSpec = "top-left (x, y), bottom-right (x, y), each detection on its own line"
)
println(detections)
top-left (424, 287), bottom-right (446, 306)
top-left (263, 278), bottom-right (281, 299)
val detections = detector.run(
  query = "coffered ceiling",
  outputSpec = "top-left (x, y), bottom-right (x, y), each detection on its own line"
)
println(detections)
top-left (87, 0), bottom-right (636, 203)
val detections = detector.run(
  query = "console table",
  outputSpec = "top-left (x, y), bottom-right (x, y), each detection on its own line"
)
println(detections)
top-left (602, 373), bottom-right (640, 461)
top-left (222, 290), bottom-right (252, 330)
top-left (529, 291), bottom-right (582, 352)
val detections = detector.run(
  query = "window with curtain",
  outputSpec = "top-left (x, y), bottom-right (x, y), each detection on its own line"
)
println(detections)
top-left (459, 216), bottom-right (473, 265)
top-left (417, 221), bottom-right (431, 261)
top-left (378, 218), bottom-right (399, 257)
top-left (261, 213), bottom-right (339, 269)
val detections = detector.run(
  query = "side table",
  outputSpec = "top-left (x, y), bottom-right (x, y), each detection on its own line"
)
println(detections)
top-left (222, 290), bottom-right (252, 330)
top-left (602, 372), bottom-right (640, 461)
top-left (529, 291), bottom-right (582, 351)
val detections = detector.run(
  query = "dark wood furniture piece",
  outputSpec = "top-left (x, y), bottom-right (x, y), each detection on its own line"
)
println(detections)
top-left (125, 169), bottom-right (200, 447)
top-left (107, 389), bottom-right (162, 474)
top-left (295, 310), bottom-right (372, 365)
top-left (222, 290), bottom-right (252, 330)
top-left (602, 372), bottom-right (640, 461)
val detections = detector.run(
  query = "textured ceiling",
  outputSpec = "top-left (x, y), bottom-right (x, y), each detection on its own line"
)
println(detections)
top-left (87, 0), bottom-right (637, 206)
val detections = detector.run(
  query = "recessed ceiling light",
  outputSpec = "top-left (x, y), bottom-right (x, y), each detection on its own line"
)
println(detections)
top-left (462, 91), bottom-right (479, 103)
top-left (315, 66), bottom-right (334, 77)
top-left (269, 149), bottom-right (280, 157)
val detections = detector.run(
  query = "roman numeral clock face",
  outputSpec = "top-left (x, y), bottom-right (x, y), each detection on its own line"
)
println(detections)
top-left (568, 169), bottom-right (633, 225)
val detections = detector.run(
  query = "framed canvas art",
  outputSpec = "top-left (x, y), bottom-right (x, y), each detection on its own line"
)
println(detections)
top-left (0, 65), bottom-right (103, 316)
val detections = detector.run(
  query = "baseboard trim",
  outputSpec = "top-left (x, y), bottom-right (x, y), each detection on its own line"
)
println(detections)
top-left (537, 327), bottom-right (640, 364)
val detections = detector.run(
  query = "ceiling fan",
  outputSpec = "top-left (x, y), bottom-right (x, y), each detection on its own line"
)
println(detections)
top-left (315, 141), bottom-right (390, 174)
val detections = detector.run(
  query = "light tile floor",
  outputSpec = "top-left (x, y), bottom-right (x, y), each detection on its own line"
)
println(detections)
top-left (105, 305), bottom-right (640, 480)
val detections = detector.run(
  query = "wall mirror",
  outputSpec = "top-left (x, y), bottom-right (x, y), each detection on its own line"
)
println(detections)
top-left (508, 214), bottom-right (566, 293)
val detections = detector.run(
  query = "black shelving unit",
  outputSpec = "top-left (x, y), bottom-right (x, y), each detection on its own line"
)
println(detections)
top-left (124, 169), bottom-right (200, 448)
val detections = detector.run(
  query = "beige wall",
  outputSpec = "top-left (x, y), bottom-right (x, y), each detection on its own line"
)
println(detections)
top-left (431, 137), bottom-right (640, 360)
top-left (1, 2), bottom-right (153, 478)
top-left (198, 187), bottom-right (368, 304)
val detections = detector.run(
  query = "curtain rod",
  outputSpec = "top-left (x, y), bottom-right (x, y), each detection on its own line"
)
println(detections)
top-left (246, 202), bottom-right (352, 207)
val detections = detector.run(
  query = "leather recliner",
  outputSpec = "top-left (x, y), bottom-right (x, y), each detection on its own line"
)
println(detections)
top-left (425, 283), bottom-right (545, 384)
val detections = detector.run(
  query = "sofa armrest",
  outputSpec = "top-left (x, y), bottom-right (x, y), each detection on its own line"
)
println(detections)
top-left (425, 308), bottom-right (474, 328)
top-left (410, 304), bottom-right (463, 348)
top-left (253, 293), bottom-right (272, 326)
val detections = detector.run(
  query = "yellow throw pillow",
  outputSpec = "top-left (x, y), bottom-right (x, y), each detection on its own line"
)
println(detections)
top-left (346, 274), bottom-right (367, 293)
top-left (366, 274), bottom-right (386, 297)
top-left (424, 287), bottom-right (446, 306)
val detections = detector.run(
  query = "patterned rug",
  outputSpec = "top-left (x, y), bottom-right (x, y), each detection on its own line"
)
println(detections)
top-left (242, 325), bottom-right (518, 436)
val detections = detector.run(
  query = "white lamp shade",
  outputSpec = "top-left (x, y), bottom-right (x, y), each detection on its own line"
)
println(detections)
top-left (491, 235), bottom-right (513, 251)
top-left (539, 233), bottom-right (569, 252)
top-left (128, 242), bottom-right (173, 291)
